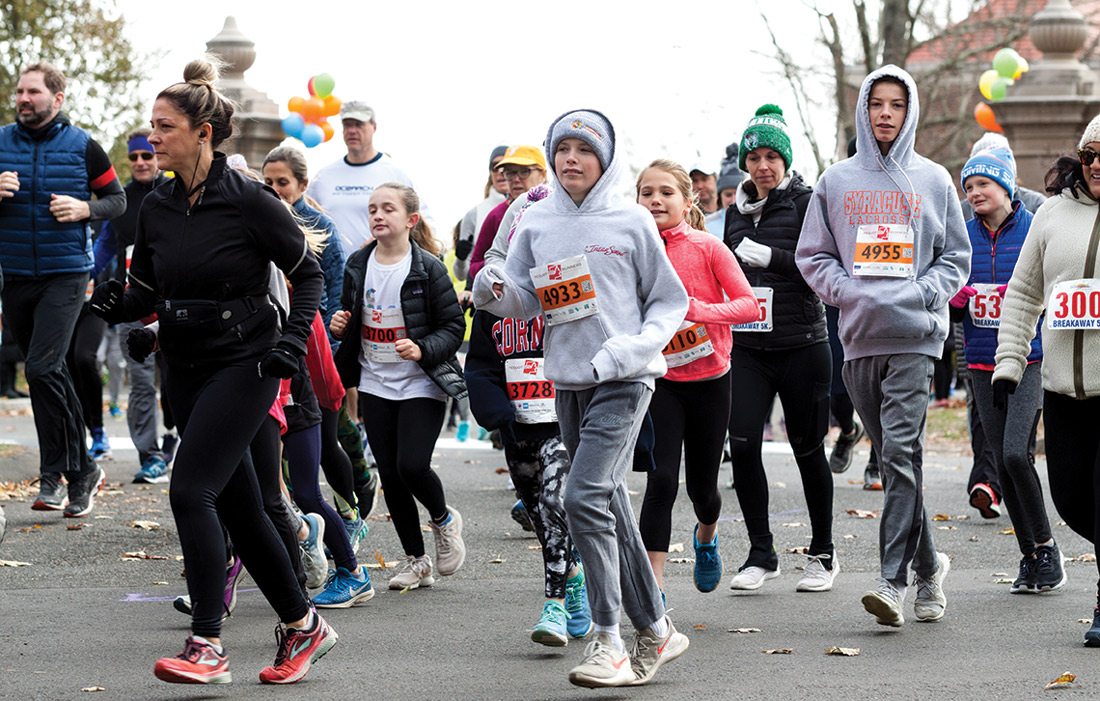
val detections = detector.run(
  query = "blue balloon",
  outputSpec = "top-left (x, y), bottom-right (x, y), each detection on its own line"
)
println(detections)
top-left (281, 113), bottom-right (305, 138)
top-left (299, 124), bottom-right (324, 148)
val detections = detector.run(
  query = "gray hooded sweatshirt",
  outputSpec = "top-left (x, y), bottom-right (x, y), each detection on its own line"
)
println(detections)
top-left (472, 112), bottom-right (688, 391)
top-left (795, 65), bottom-right (970, 361)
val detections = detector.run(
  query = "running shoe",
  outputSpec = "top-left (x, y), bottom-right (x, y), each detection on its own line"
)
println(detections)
top-left (258, 612), bottom-right (338, 684)
top-left (628, 615), bottom-right (689, 686)
top-left (161, 432), bottom-right (179, 465)
top-left (0, 504), bottom-right (6, 546)
top-left (510, 498), bottom-right (534, 532)
top-left (564, 567), bottom-right (594, 639)
top-left (729, 565), bottom-right (780, 591)
top-left (341, 516), bottom-right (368, 557)
top-left (1033, 543), bottom-right (1067, 592)
top-left (1085, 606), bottom-right (1100, 647)
top-left (388, 554), bottom-right (435, 590)
top-left (863, 462), bottom-right (883, 491)
top-left (354, 470), bottom-right (379, 519)
top-left (862, 578), bottom-right (904, 627)
top-left (31, 473), bottom-right (67, 511)
top-left (299, 513), bottom-right (328, 590)
top-left (829, 421), bottom-right (863, 474)
top-left (968, 482), bottom-right (1002, 519)
top-left (531, 599), bottom-right (569, 647)
top-left (134, 456), bottom-right (169, 484)
top-left (913, 552), bottom-right (950, 622)
top-left (153, 636), bottom-right (230, 684)
top-left (796, 553), bottom-right (839, 592)
top-left (64, 466), bottom-right (105, 518)
top-left (89, 427), bottom-right (111, 460)
top-left (108, 403), bottom-right (122, 419)
top-left (692, 526), bottom-right (722, 593)
top-left (431, 506), bottom-right (466, 576)
top-left (313, 566), bottom-right (374, 608)
top-left (224, 554), bottom-right (244, 615)
top-left (1010, 555), bottom-right (1037, 594)
top-left (568, 633), bottom-right (635, 688)
top-left (455, 420), bottom-right (470, 442)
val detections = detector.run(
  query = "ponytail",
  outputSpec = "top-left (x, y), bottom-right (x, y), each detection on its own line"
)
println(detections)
top-left (685, 203), bottom-right (707, 231)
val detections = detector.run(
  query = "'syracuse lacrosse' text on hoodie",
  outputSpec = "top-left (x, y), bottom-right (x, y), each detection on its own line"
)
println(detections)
top-left (472, 116), bottom-right (688, 391)
top-left (795, 65), bottom-right (970, 361)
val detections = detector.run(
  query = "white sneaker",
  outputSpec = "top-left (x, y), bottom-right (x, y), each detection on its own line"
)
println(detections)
top-left (729, 565), bottom-right (780, 590)
top-left (431, 506), bottom-right (466, 576)
top-left (862, 578), bottom-right (904, 627)
top-left (388, 554), bottom-right (435, 590)
top-left (796, 553), bottom-right (838, 592)
top-left (568, 633), bottom-right (635, 688)
top-left (629, 616), bottom-right (689, 686)
top-left (299, 513), bottom-right (327, 590)
top-left (913, 552), bottom-right (950, 622)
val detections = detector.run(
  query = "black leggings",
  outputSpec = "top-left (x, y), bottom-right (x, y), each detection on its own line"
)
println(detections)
top-left (1043, 391), bottom-right (1100, 580)
top-left (249, 416), bottom-right (307, 595)
top-left (729, 343), bottom-right (834, 569)
top-left (640, 371), bottom-right (730, 551)
top-left (361, 394), bottom-right (448, 558)
top-left (67, 310), bottom-right (107, 432)
top-left (286, 423), bottom-right (357, 571)
top-left (320, 407), bottom-right (357, 514)
top-left (166, 359), bottom-right (309, 638)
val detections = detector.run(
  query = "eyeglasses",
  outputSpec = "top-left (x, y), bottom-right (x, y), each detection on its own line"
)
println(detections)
top-left (128, 152), bottom-right (155, 162)
top-left (1079, 149), bottom-right (1100, 166)
top-left (499, 167), bottom-right (533, 180)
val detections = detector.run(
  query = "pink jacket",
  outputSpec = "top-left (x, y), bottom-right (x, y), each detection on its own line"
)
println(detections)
top-left (659, 220), bottom-right (758, 381)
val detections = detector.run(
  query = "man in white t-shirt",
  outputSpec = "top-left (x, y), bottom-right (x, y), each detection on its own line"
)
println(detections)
top-left (309, 101), bottom-right (415, 252)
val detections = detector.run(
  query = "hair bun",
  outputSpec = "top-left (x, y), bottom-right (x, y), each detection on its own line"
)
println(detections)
top-left (183, 56), bottom-right (220, 87)
top-left (754, 104), bottom-right (784, 118)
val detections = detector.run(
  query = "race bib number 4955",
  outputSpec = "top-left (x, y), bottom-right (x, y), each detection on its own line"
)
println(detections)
top-left (530, 255), bottom-right (598, 326)
top-left (853, 224), bottom-right (914, 278)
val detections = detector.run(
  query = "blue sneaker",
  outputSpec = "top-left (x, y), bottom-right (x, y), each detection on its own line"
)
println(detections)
top-left (108, 403), bottom-right (122, 419)
top-left (510, 498), bottom-right (534, 532)
top-left (313, 566), bottom-right (374, 608)
top-left (134, 456), bottom-right (169, 484)
top-left (531, 599), bottom-right (569, 647)
top-left (455, 420), bottom-right (470, 442)
top-left (89, 427), bottom-right (111, 460)
top-left (343, 516), bottom-right (369, 556)
top-left (693, 525), bottom-right (723, 593)
top-left (564, 567), bottom-right (593, 639)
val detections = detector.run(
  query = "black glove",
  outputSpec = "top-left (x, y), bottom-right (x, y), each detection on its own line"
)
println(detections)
top-left (126, 327), bottom-right (157, 363)
top-left (455, 238), bottom-right (473, 260)
top-left (89, 279), bottom-right (124, 319)
top-left (258, 346), bottom-right (301, 379)
top-left (992, 378), bottom-right (1017, 411)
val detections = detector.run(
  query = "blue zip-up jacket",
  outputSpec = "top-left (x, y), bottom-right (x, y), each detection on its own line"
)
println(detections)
top-left (292, 197), bottom-right (345, 341)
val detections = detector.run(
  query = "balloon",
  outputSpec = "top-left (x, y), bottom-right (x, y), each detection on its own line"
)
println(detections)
top-left (300, 124), bottom-right (324, 148)
top-left (320, 120), bottom-right (335, 143)
top-left (990, 77), bottom-right (1013, 102)
top-left (979, 69), bottom-right (1000, 101)
top-left (993, 48), bottom-right (1020, 79)
top-left (307, 76), bottom-right (317, 97)
top-left (301, 97), bottom-right (324, 123)
top-left (1013, 56), bottom-right (1030, 80)
top-left (287, 96), bottom-right (305, 114)
top-left (281, 113), bottom-right (305, 138)
top-left (312, 73), bottom-right (335, 99)
top-left (974, 103), bottom-right (1003, 133)
top-left (322, 95), bottom-right (342, 117)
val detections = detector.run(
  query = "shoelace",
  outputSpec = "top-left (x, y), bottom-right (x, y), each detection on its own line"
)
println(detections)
top-left (876, 578), bottom-right (899, 602)
top-left (564, 579), bottom-right (585, 618)
top-left (914, 573), bottom-right (937, 600)
top-left (1035, 548), bottom-right (1057, 574)
top-left (270, 624), bottom-right (291, 666)
top-left (436, 524), bottom-right (454, 556)
top-left (582, 639), bottom-right (615, 665)
top-left (180, 639), bottom-right (206, 662)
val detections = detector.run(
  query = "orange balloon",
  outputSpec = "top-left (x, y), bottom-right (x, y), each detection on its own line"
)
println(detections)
top-left (301, 97), bottom-right (325, 123)
top-left (320, 120), bottom-right (335, 142)
top-left (974, 102), bottom-right (1003, 133)
top-left (322, 95), bottom-right (342, 118)
top-left (287, 96), bottom-right (305, 114)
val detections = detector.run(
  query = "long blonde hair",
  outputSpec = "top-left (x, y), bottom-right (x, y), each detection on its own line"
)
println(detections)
top-left (374, 182), bottom-right (440, 257)
top-left (635, 159), bottom-right (707, 230)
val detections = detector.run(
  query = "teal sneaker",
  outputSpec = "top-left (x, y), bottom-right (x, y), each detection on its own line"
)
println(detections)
top-left (693, 525), bottom-right (722, 593)
top-left (343, 517), bottom-right (369, 557)
top-left (564, 567), bottom-right (594, 639)
top-left (313, 566), bottom-right (374, 608)
top-left (531, 599), bottom-right (569, 647)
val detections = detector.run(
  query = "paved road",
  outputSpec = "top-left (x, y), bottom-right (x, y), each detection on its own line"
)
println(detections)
top-left (1, 399), bottom-right (1096, 700)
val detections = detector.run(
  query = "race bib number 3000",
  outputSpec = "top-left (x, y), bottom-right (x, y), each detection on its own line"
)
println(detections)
top-left (1047, 278), bottom-right (1100, 330)
top-left (731, 287), bottom-right (773, 332)
top-left (969, 283), bottom-right (1002, 328)
top-left (530, 255), bottom-right (598, 326)
top-left (853, 224), bottom-right (914, 278)
top-left (362, 307), bottom-right (408, 363)
top-left (505, 358), bottom-right (556, 424)
top-left (662, 322), bottom-right (715, 368)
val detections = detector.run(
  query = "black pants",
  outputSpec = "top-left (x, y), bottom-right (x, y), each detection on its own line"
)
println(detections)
top-left (249, 416), bottom-right (307, 596)
top-left (640, 371), bottom-right (730, 551)
top-left (361, 394), bottom-right (448, 558)
top-left (166, 359), bottom-right (309, 638)
top-left (729, 343), bottom-right (834, 569)
top-left (320, 407), bottom-right (357, 513)
top-left (66, 308), bottom-right (107, 432)
top-left (1, 273), bottom-right (95, 477)
top-left (1043, 391), bottom-right (1100, 580)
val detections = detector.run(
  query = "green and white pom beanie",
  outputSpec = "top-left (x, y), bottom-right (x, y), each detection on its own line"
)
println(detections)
top-left (738, 104), bottom-right (792, 170)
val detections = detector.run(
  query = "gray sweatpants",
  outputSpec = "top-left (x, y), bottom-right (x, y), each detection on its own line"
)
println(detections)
top-left (843, 354), bottom-right (937, 583)
top-left (557, 381), bottom-right (664, 631)
top-left (119, 321), bottom-right (163, 463)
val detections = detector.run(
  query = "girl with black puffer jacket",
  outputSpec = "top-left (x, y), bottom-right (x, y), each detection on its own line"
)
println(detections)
top-left (331, 182), bottom-right (468, 592)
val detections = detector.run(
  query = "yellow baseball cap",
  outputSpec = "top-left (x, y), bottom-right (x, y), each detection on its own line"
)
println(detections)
top-left (496, 145), bottom-right (547, 171)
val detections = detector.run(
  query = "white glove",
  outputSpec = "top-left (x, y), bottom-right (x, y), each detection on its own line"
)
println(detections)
top-left (735, 237), bottom-right (772, 268)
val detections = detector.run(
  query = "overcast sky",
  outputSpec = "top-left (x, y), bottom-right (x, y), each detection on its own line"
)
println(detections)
top-left (116, 0), bottom-right (855, 232)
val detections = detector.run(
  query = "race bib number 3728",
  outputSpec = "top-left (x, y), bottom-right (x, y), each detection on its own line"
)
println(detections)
top-left (530, 255), bottom-right (599, 326)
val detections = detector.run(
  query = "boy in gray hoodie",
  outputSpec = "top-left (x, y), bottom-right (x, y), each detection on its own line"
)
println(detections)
top-left (474, 109), bottom-right (689, 687)
top-left (796, 66), bottom-right (970, 628)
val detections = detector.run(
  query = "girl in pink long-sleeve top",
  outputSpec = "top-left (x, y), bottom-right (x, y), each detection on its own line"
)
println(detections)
top-left (634, 159), bottom-right (759, 595)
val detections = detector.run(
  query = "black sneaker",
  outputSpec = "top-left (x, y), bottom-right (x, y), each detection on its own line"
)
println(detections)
top-left (1010, 555), bottom-right (1036, 594)
top-left (829, 421), bottom-right (864, 474)
top-left (31, 473), bottom-right (68, 511)
top-left (63, 466), bottom-right (105, 518)
top-left (1085, 607), bottom-right (1100, 647)
top-left (863, 463), bottom-right (883, 491)
top-left (355, 469), bottom-right (379, 519)
top-left (1033, 543), bottom-right (1067, 592)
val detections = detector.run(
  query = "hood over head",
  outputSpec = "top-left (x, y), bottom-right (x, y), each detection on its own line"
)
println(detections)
top-left (854, 64), bottom-right (920, 170)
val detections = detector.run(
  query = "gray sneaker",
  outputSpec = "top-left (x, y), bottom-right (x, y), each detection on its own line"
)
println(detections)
top-left (568, 633), bottom-right (635, 688)
top-left (862, 578), bottom-right (904, 627)
top-left (299, 513), bottom-right (328, 590)
top-left (913, 552), bottom-right (950, 622)
top-left (829, 421), bottom-right (864, 474)
top-left (629, 615), bottom-right (690, 686)
top-left (431, 506), bottom-right (466, 576)
top-left (388, 554), bottom-right (435, 590)
top-left (31, 473), bottom-right (67, 511)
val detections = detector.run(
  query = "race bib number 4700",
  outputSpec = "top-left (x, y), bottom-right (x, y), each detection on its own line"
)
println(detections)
top-left (530, 255), bottom-right (598, 326)
top-left (853, 224), bottom-right (914, 278)
top-left (362, 307), bottom-right (408, 363)
top-left (1047, 279), bottom-right (1100, 330)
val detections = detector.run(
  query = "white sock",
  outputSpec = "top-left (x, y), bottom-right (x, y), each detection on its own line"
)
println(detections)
top-left (191, 635), bottom-right (223, 654)
top-left (593, 624), bottom-right (624, 652)
top-left (649, 615), bottom-right (670, 638)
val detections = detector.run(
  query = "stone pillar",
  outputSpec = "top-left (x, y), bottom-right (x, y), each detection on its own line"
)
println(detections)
top-left (995, 0), bottom-right (1100, 188)
top-left (205, 17), bottom-right (283, 169)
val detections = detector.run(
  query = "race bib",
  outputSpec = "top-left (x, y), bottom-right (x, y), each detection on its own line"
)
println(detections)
top-left (968, 283), bottom-right (1002, 328)
top-left (362, 307), bottom-right (408, 363)
top-left (530, 255), bottom-right (598, 326)
top-left (662, 321), bottom-right (715, 368)
top-left (84, 279), bottom-right (95, 302)
top-left (505, 358), bottom-right (556, 424)
top-left (853, 224), bottom-right (914, 278)
top-left (731, 287), bottom-right (773, 332)
top-left (1047, 279), bottom-right (1100, 330)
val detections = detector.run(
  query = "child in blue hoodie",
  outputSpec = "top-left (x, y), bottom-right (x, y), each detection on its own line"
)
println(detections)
top-left (474, 109), bottom-right (689, 688)
top-left (796, 66), bottom-right (970, 629)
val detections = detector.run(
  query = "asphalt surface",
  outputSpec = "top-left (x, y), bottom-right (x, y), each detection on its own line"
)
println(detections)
top-left (1, 397), bottom-right (1097, 700)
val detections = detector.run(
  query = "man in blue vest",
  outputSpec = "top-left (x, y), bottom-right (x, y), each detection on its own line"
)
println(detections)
top-left (0, 62), bottom-right (125, 518)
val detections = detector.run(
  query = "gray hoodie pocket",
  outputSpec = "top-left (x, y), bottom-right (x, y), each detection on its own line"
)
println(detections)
top-left (839, 279), bottom-right (932, 345)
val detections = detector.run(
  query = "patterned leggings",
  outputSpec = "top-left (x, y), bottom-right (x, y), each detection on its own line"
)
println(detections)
top-left (505, 434), bottom-right (576, 599)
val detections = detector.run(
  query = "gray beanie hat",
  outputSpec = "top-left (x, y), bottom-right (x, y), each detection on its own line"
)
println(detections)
top-left (547, 109), bottom-right (615, 172)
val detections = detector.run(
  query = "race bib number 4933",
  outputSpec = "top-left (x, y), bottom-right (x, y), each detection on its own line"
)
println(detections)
top-left (530, 255), bottom-right (598, 326)
top-left (853, 224), bottom-right (914, 278)
top-left (1047, 278), bottom-right (1100, 329)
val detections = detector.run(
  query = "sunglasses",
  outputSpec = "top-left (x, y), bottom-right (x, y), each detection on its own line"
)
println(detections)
top-left (1078, 149), bottom-right (1100, 166)
top-left (128, 152), bottom-right (155, 162)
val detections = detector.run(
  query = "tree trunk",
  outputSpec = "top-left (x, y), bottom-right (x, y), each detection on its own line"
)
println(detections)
top-left (881, 0), bottom-right (911, 67)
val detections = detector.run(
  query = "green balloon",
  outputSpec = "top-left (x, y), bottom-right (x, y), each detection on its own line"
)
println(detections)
top-left (993, 48), bottom-right (1019, 79)
top-left (313, 73), bottom-right (335, 99)
top-left (990, 79), bottom-right (1007, 101)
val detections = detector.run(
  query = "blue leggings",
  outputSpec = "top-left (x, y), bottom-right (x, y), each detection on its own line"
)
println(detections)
top-left (285, 424), bottom-right (357, 571)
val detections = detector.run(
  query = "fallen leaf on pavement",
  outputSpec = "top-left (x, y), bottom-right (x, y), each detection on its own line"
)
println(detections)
top-left (80, 686), bottom-right (105, 692)
top-left (781, 522), bottom-right (806, 528)
top-left (669, 542), bottom-right (685, 553)
top-left (1070, 553), bottom-right (1096, 563)
top-left (489, 556), bottom-right (505, 564)
top-left (0, 559), bottom-right (31, 567)
top-left (992, 572), bottom-right (1010, 577)
top-left (493, 467), bottom-right (508, 475)
top-left (785, 547), bottom-right (809, 555)
top-left (825, 647), bottom-right (860, 656)
top-left (846, 509), bottom-right (879, 519)
top-left (527, 545), bottom-right (541, 551)
top-left (729, 628), bottom-right (761, 634)
top-left (847, 479), bottom-right (862, 485)
top-left (1000, 528), bottom-right (1016, 536)
top-left (627, 489), bottom-right (640, 496)
top-left (1044, 671), bottom-right (1076, 690)
top-left (843, 534), bottom-right (858, 540)
top-left (130, 520), bottom-right (160, 530)
top-left (763, 648), bottom-right (793, 655)
top-left (956, 514), bottom-right (970, 521)
top-left (932, 513), bottom-right (952, 522)
top-left (121, 551), bottom-right (168, 561)
top-left (152, 581), bottom-right (168, 586)
top-left (995, 578), bottom-right (1014, 584)
top-left (66, 523), bottom-right (88, 531)
top-left (667, 557), bottom-right (695, 564)
top-left (969, 536), bottom-right (980, 542)
top-left (693, 624), bottom-right (707, 631)
top-left (1077, 619), bottom-right (1092, 624)
top-left (936, 525), bottom-right (957, 531)
top-left (463, 459), bottom-right (481, 465)
top-left (771, 481), bottom-right (786, 489)
top-left (17, 524), bottom-right (43, 533)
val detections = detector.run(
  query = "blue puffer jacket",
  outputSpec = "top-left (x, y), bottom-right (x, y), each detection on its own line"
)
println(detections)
top-left (292, 197), bottom-right (345, 341)
top-left (0, 119), bottom-right (92, 277)
top-left (962, 202), bottom-right (1041, 366)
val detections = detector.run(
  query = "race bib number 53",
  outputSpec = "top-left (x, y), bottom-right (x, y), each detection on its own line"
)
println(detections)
top-left (530, 255), bottom-right (598, 326)
top-left (1047, 279), bottom-right (1100, 329)
top-left (969, 283), bottom-right (1002, 328)
top-left (853, 224), bottom-right (914, 278)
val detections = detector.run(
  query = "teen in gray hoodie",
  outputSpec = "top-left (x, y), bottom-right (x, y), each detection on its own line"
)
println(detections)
top-left (796, 65), bottom-right (970, 629)
top-left (474, 109), bottom-right (689, 688)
